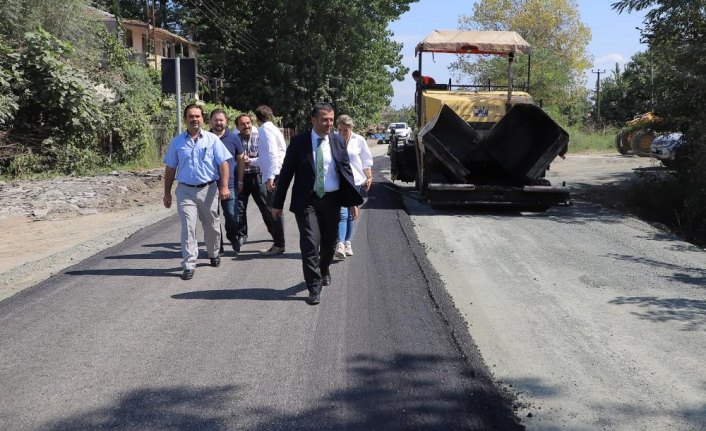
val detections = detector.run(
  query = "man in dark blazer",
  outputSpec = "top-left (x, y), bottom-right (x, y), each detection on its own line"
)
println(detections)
top-left (272, 102), bottom-right (363, 305)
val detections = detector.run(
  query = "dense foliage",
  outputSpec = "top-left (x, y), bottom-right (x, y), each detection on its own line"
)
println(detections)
top-left (0, 1), bottom-right (173, 177)
top-left (596, 53), bottom-right (656, 125)
top-left (452, 0), bottom-right (592, 125)
top-left (612, 0), bottom-right (706, 244)
top-left (97, 0), bottom-right (416, 130)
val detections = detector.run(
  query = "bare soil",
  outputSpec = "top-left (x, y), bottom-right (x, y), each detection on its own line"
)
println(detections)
top-left (0, 169), bottom-right (170, 301)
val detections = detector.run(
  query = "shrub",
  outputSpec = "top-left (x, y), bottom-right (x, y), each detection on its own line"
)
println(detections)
top-left (12, 28), bottom-right (107, 169)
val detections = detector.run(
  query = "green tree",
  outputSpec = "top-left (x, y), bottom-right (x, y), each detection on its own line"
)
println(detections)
top-left (1, 0), bottom-right (104, 67)
top-left (451, 0), bottom-right (591, 124)
top-left (83, 0), bottom-right (416, 129)
top-left (597, 52), bottom-right (655, 125)
top-left (613, 0), bottom-right (706, 244)
top-left (213, 0), bottom-right (415, 130)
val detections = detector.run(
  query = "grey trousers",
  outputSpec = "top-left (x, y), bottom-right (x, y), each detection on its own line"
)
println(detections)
top-left (176, 182), bottom-right (221, 270)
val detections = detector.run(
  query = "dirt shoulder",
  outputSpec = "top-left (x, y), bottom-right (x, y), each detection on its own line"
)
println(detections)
top-left (547, 152), bottom-right (661, 205)
top-left (0, 169), bottom-right (170, 302)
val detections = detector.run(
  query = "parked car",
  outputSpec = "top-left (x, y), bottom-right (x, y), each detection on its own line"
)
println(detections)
top-left (650, 132), bottom-right (687, 168)
top-left (385, 122), bottom-right (412, 143)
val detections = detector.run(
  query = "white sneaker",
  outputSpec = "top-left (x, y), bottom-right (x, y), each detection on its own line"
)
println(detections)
top-left (344, 241), bottom-right (353, 256)
top-left (334, 241), bottom-right (346, 260)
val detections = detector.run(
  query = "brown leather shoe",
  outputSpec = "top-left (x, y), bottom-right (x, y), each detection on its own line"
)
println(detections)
top-left (260, 245), bottom-right (285, 256)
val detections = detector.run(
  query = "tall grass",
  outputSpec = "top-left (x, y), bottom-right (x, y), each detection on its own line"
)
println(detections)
top-left (563, 125), bottom-right (618, 154)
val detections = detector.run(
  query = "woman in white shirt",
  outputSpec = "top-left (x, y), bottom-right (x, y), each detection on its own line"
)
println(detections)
top-left (334, 115), bottom-right (373, 260)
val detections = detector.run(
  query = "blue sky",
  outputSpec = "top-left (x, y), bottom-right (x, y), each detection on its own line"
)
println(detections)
top-left (388, 0), bottom-right (648, 108)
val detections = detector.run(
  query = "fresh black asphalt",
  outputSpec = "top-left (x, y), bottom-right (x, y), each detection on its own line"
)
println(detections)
top-left (0, 155), bottom-right (523, 430)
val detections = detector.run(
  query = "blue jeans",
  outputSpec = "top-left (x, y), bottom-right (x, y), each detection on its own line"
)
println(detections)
top-left (338, 206), bottom-right (355, 242)
top-left (220, 187), bottom-right (238, 246)
top-left (338, 186), bottom-right (363, 242)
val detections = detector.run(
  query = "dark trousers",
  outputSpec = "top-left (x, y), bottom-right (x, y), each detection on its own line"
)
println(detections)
top-left (220, 186), bottom-right (238, 246)
top-left (266, 176), bottom-right (286, 248)
top-left (294, 191), bottom-right (341, 290)
top-left (237, 172), bottom-right (284, 247)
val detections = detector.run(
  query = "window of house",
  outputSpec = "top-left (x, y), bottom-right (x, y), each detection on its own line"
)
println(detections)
top-left (162, 40), bottom-right (172, 58)
top-left (125, 30), bottom-right (134, 49)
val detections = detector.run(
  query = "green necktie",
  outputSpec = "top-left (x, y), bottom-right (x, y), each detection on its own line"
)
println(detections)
top-left (315, 137), bottom-right (325, 198)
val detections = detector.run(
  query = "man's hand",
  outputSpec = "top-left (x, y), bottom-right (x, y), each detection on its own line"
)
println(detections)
top-left (349, 206), bottom-right (359, 220)
top-left (266, 179), bottom-right (275, 192)
top-left (163, 193), bottom-right (172, 208)
top-left (364, 177), bottom-right (372, 191)
top-left (237, 182), bottom-right (244, 194)
top-left (219, 186), bottom-right (230, 201)
top-left (271, 208), bottom-right (282, 220)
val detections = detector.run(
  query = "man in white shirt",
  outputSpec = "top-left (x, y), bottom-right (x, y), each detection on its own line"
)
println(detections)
top-left (254, 105), bottom-right (286, 256)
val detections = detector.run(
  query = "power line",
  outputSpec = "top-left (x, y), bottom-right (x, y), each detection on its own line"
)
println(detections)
top-left (591, 69), bottom-right (606, 120)
top-left (188, 0), bottom-right (256, 53)
top-left (198, 0), bottom-right (259, 47)
top-left (184, 0), bottom-right (257, 54)
top-left (183, 0), bottom-right (256, 54)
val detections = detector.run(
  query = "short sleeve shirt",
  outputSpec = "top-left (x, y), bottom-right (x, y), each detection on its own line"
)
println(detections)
top-left (163, 130), bottom-right (233, 185)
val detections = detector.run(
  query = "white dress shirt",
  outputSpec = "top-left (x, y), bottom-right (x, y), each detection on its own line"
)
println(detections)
top-left (258, 121), bottom-right (286, 182)
top-left (311, 130), bottom-right (340, 192)
top-left (344, 133), bottom-right (373, 186)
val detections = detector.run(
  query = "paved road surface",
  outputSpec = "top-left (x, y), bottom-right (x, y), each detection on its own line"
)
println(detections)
top-left (0, 156), bottom-right (521, 430)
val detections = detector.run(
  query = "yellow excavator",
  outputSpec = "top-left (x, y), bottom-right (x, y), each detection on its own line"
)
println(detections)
top-left (614, 112), bottom-right (661, 156)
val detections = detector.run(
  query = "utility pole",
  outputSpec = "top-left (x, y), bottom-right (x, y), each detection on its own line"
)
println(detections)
top-left (591, 69), bottom-right (606, 121)
top-left (151, 0), bottom-right (157, 69)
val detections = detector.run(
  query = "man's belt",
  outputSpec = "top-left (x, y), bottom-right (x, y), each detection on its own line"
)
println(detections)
top-left (182, 180), bottom-right (215, 188)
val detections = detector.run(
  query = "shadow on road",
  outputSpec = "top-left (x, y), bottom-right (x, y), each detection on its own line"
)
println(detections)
top-left (608, 253), bottom-right (706, 289)
top-left (65, 267), bottom-right (183, 278)
top-left (35, 353), bottom-right (523, 431)
top-left (609, 296), bottom-right (706, 331)
top-left (142, 242), bottom-right (181, 250)
top-left (104, 250), bottom-right (182, 260)
top-left (171, 283), bottom-right (308, 301)
top-left (35, 385), bottom-right (238, 431)
top-left (243, 353), bottom-right (523, 431)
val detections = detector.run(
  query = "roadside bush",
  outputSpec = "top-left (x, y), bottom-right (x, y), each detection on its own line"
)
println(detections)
top-left (676, 118), bottom-right (706, 245)
top-left (0, 24), bottom-right (173, 177)
top-left (626, 172), bottom-right (686, 233)
top-left (5, 152), bottom-right (47, 178)
top-left (10, 28), bottom-right (106, 172)
top-left (0, 36), bottom-right (21, 128)
top-left (53, 139), bottom-right (100, 175)
top-left (100, 29), bottom-right (165, 163)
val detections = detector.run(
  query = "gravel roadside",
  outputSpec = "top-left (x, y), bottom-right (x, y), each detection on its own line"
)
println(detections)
top-left (0, 169), bottom-right (170, 302)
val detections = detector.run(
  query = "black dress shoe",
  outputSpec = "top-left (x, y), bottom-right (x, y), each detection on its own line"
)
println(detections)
top-left (306, 291), bottom-right (321, 305)
top-left (181, 269), bottom-right (195, 280)
top-left (234, 236), bottom-right (246, 253)
top-left (210, 256), bottom-right (221, 267)
top-left (322, 274), bottom-right (331, 286)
